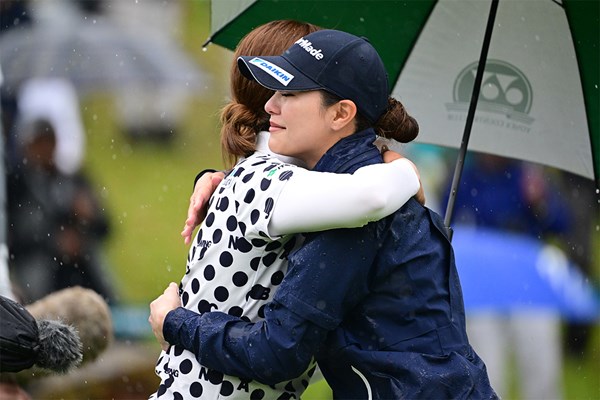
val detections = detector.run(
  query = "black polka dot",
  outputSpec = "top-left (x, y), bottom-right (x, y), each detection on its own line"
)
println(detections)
top-left (263, 252), bottom-right (277, 267)
top-left (191, 278), bottom-right (200, 294)
top-left (239, 222), bottom-right (247, 235)
top-left (213, 229), bottom-right (222, 243)
top-left (204, 265), bottom-right (215, 280)
top-left (181, 291), bottom-right (189, 306)
top-left (198, 299), bottom-right (217, 313)
top-left (173, 346), bottom-right (184, 357)
top-left (251, 238), bottom-right (267, 247)
top-left (220, 251), bottom-right (233, 267)
top-left (236, 237), bottom-right (252, 253)
top-left (244, 188), bottom-right (256, 203)
top-left (250, 257), bottom-right (261, 271)
top-left (258, 304), bottom-right (266, 318)
top-left (216, 196), bottom-right (229, 211)
top-left (179, 359), bottom-right (193, 374)
top-left (228, 306), bottom-right (243, 317)
top-left (195, 229), bottom-right (203, 244)
top-left (271, 271), bottom-right (284, 285)
top-left (205, 212), bottom-right (215, 227)
top-left (157, 384), bottom-right (167, 396)
top-left (264, 198), bottom-right (274, 216)
top-left (214, 286), bottom-right (229, 302)
top-left (233, 167), bottom-right (245, 177)
top-left (220, 380), bottom-right (234, 396)
top-left (250, 209), bottom-right (260, 224)
top-left (284, 381), bottom-right (296, 392)
top-left (226, 215), bottom-right (238, 231)
top-left (260, 178), bottom-right (272, 191)
top-left (250, 389), bottom-right (266, 399)
top-left (164, 376), bottom-right (174, 388)
top-left (189, 382), bottom-right (203, 397)
top-left (279, 170), bottom-right (294, 181)
top-left (242, 171), bottom-right (255, 182)
top-left (173, 393), bottom-right (183, 400)
top-left (232, 271), bottom-right (248, 287)
top-left (207, 369), bottom-right (224, 384)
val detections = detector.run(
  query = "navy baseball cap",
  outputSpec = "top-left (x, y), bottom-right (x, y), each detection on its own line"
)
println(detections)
top-left (237, 29), bottom-right (389, 123)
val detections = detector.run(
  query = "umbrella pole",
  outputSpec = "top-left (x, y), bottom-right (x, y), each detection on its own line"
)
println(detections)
top-left (443, 0), bottom-right (499, 240)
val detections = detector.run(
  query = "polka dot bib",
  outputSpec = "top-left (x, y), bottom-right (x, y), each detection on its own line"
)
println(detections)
top-left (151, 154), bottom-right (316, 399)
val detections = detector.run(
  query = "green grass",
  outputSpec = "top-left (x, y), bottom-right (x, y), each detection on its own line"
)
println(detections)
top-left (77, 1), bottom-right (599, 398)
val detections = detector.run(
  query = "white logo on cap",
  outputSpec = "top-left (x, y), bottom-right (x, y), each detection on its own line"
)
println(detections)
top-left (295, 38), bottom-right (324, 60)
top-left (249, 57), bottom-right (294, 86)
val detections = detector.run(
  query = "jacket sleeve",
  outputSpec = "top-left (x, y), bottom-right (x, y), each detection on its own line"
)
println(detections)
top-left (163, 300), bottom-right (329, 385)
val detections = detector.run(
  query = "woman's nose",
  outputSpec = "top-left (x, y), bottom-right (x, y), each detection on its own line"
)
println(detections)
top-left (264, 92), bottom-right (280, 115)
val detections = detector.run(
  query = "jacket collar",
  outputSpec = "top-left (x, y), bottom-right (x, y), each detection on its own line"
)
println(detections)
top-left (313, 128), bottom-right (382, 174)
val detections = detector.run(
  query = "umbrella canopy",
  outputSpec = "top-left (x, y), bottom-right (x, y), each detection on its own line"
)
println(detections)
top-left (452, 227), bottom-right (600, 321)
top-left (204, 0), bottom-right (599, 226)
top-left (0, 15), bottom-right (208, 95)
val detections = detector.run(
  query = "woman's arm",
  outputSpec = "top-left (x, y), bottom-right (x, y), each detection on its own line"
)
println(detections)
top-left (269, 158), bottom-right (419, 236)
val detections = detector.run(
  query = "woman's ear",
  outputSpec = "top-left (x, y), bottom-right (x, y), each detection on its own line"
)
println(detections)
top-left (330, 100), bottom-right (357, 132)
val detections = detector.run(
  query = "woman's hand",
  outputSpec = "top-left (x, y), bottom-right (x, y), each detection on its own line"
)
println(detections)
top-left (182, 171), bottom-right (225, 245)
top-left (381, 146), bottom-right (425, 206)
top-left (149, 282), bottom-right (182, 351)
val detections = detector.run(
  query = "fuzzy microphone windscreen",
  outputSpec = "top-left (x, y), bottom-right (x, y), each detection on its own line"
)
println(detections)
top-left (0, 296), bottom-right (81, 373)
top-left (35, 320), bottom-right (83, 373)
top-left (26, 286), bottom-right (113, 364)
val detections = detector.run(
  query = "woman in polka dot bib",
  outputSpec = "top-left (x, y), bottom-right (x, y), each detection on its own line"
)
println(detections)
top-left (149, 21), bottom-right (420, 400)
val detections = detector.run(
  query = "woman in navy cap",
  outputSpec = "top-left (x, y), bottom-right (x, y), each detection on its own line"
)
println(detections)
top-left (151, 29), bottom-right (497, 399)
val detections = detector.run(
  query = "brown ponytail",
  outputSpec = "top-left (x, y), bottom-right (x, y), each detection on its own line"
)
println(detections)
top-left (375, 97), bottom-right (419, 143)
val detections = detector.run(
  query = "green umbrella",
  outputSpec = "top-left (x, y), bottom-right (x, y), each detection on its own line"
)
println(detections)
top-left (204, 0), bottom-right (599, 229)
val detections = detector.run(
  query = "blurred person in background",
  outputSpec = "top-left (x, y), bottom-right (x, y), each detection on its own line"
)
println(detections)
top-left (6, 118), bottom-right (117, 305)
top-left (552, 172), bottom-right (599, 357)
top-left (443, 153), bottom-right (587, 399)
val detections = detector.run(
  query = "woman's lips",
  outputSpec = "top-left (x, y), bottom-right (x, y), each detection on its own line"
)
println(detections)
top-left (269, 121), bottom-right (284, 132)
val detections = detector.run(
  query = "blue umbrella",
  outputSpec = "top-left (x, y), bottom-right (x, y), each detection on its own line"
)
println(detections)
top-left (452, 227), bottom-right (599, 322)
